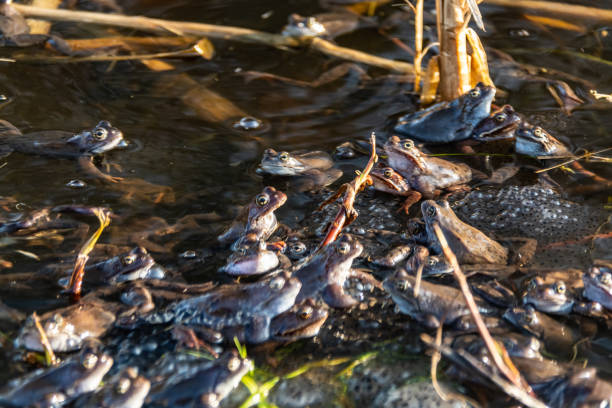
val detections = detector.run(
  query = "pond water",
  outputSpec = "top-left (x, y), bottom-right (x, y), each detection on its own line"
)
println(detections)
top-left (0, 0), bottom-right (611, 406)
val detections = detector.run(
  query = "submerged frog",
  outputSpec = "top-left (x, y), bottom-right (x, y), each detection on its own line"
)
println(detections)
top-left (383, 270), bottom-right (495, 329)
top-left (78, 367), bottom-right (150, 408)
top-left (77, 246), bottom-right (165, 287)
top-left (394, 83), bottom-right (495, 144)
top-left (384, 137), bottom-right (472, 199)
top-left (257, 149), bottom-right (342, 191)
top-left (219, 238), bottom-right (281, 276)
top-left (281, 12), bottom-right (364, 39)
top-left (0, 347), bottom-right (113, 407)
top-left (125, 273), bottom-right (301, 344)
top-left (294, 234), bottom-right (376, 308)
top-left (521, 276), bottom-right (574, 315)
top-left (541, 368), bottom-right (612, 408)
top-left (515, 123), bottom-right (572, 158)
top-left (583, 264), bottom-right (612, 310)
top-left (471, 104), bottom-right (522, 142)
top-left (421, 200), bottom-right (509, 265)
top-left (503, 305), bottom-right (579, 355)
top-left (147, 352), bottom-right (251, 408)
top-left (0, 120), bottom-right (127, 183)
top-left (217, 186), bottom-right (287, 247)
top-left (15, 296), bottom-right (117, 352)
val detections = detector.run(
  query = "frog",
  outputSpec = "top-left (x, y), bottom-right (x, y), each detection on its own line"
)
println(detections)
top-left (0, 119), bottom-right (127, 183)
top-left (405, 245), bottom-right (454, 277)
top-left (294, 234), bottom-right (377, 308)
top-left (452, 331), bottom-right (543, 361)
top-left (0, 347), bottom-right (113, 407)
top-left (393, 82), bottom-right (496, 144)
top-left (75, 246), bottom-right (165, 287)
top-left (121, 273), bottom-right (302, 344)
top-left (383, 270), bottom-right (496, 329)
top-left (503, 305), bottom-right (580, 356)
top-left (367, 163), bottom-right (422, 213)
top-left (147, 351), bottom-right (251, 408)
top-left (256, 148), bottom-right (342, 191)
top-left (15, 296), bottom-right (118, 352)
top-left (176, 298), bottom-right (328, 345)
top-left (470, 104), bottom-right (522, 142)
top-left (421, 200), bottom-right (509, 265)
top-left (583, 264), bottom-right (612, 311)
top-left (281, 11), bottom-right (365, 39)
top-left (384, 137), bottom-right (472, 199)
top-left (78, 367), bottom-right (150, 408)
top-left (218, 237), bottom-right (282, 276)
top-left (514, 123), bottom-right (573, 158)
top-left (217, 186), bottom-right (287, 248)
top-left (521, 276), bottom-right (574, 315)
top-left (541, 368), bottom-right (612, 408)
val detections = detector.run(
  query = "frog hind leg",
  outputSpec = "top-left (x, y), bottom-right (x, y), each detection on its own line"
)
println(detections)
top-left (78, 156), bottom-right (123, 183)
top-left (323, 284), bottom-right (358, 308)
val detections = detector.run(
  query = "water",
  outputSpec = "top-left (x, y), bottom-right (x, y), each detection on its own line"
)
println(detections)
top-left (0, 0), bottom-right (611, 405)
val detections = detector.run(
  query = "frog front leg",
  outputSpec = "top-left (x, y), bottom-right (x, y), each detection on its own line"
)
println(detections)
top-left (77, 156), bottom-right (123, 183)
top-left (323, 283), bottom-right (358, 308)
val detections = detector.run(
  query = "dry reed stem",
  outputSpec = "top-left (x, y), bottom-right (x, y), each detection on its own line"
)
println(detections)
top-left (413, 0), bottom-right (424, 92)
top-left (438, 0), bottom-right (472, 100)
top-left (12, 5), bottom-right (414, 73)
top-left (32, 312), bottom-right (59, 366)
top-left (27, 0), bottom-right (61, 34)
top-left (431, 222), bottom-right (534, 395)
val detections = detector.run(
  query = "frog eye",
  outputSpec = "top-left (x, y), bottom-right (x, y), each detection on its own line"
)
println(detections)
top-left (601, 273), bottom-right (612, 285)
top-left (425, 205), bottom-right (436, 218)
top-left (237, 248), bottom-right (247, 256)
top-left (122, 254), bottom-right (136, 265)
top-left (299, 305), bottom-right (313, 320)
top-left (469, 88), bottom-right (481, 98)
top-left (278, 152), bottom-right (289, 162)
top-left (201, 393), bottom-right (219, 408)
top-left (81, 352), bottom-right (98, 369)
top-left (533, 127), bottom-right (544, 137)
top-left (337, 242), bottom-right (351, 255)
top-left (554, 281), bottom-right (566, 294)
top-left (269, 276), bottom-right (285, 291)
top-left (227, 356), bottom-right (242, 372)
top-left (116, 377), bottom-right (131, 394)
top-left (395, 280), bottom-right (408, 291)
top-left (255, 194), bottom-right (269, 207)
top-left (402, 140), bottom-right (414, 149)
top-left (495, 113), bottom-right (507, 122)
top-left (291, 244), bottom-right (305, 254)
top-left (427, 258), bottom-right (437, 266)
top-left (383, 169), bottom-right (393, 178)
top-left (92, 127), bottom-right (108, 141)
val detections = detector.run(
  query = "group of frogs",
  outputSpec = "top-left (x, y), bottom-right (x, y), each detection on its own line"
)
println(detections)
top-left (0, 78), bottom-right (610, 406)
top-left (0, 5), bottom-right (609, 405)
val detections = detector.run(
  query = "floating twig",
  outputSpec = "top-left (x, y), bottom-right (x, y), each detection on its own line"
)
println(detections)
top-left (485, 0), bottom-right (612, 23)
top-left (32, 312), bottom-right (59, 366)
top-left (535, 147), bottom-right (612, 173)
top-left (318, 133), bottom-right (378, 248)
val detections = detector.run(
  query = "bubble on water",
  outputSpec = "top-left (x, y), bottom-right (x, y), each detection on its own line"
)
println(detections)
top-left (233, 116), bottom-right (262, 130)
top-left (66, 179), bottom-right (86, 188)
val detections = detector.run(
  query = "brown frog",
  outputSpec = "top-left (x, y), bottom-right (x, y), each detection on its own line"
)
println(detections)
top-left (217, 186), bottom-right (287, 248)
top-left (384, 136), bottom-right (471, 199)
top-left (421, 200), bottom-right (509, 265)
top-left (368, 163), bottom-right (422, 213)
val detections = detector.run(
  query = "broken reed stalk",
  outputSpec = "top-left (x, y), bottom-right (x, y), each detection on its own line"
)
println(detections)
top-left (431, 223), bottom-right (534, 395)
top-left (67, 208), bottom-right (111, 300)
top-left (318, 133), bottom-right (378, 248)
top-left (12, 5), bottom-right (414, 74)
top-left (413, 0), bottom-right (424, 93)
top-left (438, 0), bottom-right (472, 100)
top-left (26, 0), bottom-right (61, 35)
top-left (421, 334), bottom-right (548, 408)
top-left (32, 312), bottom-right (59, 366)
top-left (485, 0), bottom-right (612, 24)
